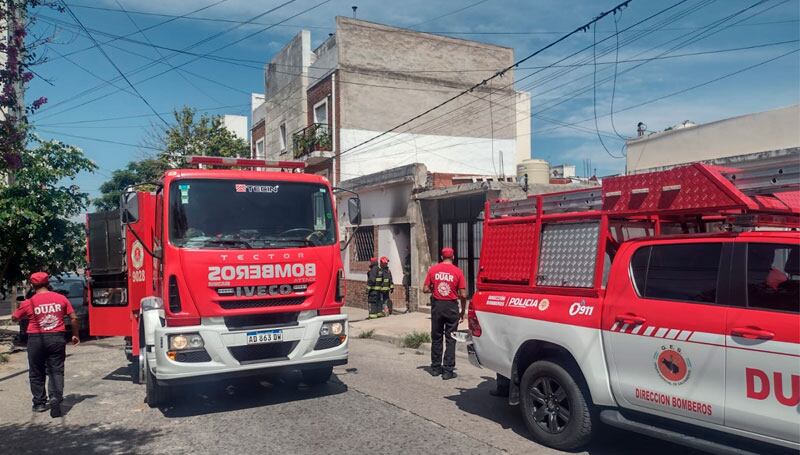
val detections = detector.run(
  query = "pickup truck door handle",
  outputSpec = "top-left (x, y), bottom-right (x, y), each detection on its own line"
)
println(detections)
top-left (731, 327), bottom-right (775, 340)
top-left (615, 314), bottom-right (646, 326)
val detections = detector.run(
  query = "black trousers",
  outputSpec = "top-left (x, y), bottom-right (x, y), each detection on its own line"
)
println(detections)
top-left (431, 300), bottom-right (460, 372)
top-left (27, 333), bottom-right (66, 406)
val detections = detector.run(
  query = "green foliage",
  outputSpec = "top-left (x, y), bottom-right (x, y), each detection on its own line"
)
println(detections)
top-left (357, 328), bottom-right (375, 339)
top-left (94, 158), bottom-right (166, 211)
top-left (95, 106), bottom-right (249, 209)
top-left (0, 136), bottom-right (97, 292)
top-left (402, 331), bottom-right (432, 349)
top-left (160, 106), bottom-right (249, 167)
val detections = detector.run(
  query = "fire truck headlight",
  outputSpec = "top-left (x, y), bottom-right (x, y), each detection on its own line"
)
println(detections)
top-left (320, 321), bottom-right (345, 337)
top-left (169, 333), bottom-right (203, 351)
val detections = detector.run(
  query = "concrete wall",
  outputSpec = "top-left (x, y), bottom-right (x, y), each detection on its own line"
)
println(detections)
top-left (334, 17), bottom-right (521, 179)
top-left (263, 31), bottom-right (311, 160)
top-left (223, 115), bottom-right (248, 142)
top-left (626, 105), bottom-right (800, 172)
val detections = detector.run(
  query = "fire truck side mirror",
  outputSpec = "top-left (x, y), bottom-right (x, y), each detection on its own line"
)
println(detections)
top-left (120, 191), bottom-right (139, 224)
top-left (347, 197), bottom-right (362, 226)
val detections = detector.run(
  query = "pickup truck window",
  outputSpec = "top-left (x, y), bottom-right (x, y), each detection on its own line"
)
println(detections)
top-left (746, 243), bottom-right (799, 313)
top-left (631, 243), bottom-right (722, 304)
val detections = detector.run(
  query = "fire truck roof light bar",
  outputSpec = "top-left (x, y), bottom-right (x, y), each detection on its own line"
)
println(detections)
top-left (186, 155), bottom-right (306, 170)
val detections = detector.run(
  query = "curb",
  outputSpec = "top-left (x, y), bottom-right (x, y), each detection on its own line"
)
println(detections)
top-left (351, 328), bottom-right (469, 360)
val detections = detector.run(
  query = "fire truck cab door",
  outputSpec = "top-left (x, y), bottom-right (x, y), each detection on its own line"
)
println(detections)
top-left (603, 240), bottom-right (732, 426)
top-left (724, 240), bottom-right (799, 445)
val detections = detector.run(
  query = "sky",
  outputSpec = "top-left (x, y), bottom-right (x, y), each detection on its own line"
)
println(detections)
top-left (25, 0), bottom-right (800, 204)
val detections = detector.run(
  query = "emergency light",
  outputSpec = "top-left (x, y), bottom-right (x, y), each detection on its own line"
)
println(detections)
top-left (186, 155), bottom-right (306, 170)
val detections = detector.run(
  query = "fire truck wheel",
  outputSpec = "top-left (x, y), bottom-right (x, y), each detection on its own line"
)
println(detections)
top-left (145, 358), bottom-right (168, 408)
top-left (520, 360), bottom-right (594, 451)
top-left (301, 365), bottom-right (333, 385)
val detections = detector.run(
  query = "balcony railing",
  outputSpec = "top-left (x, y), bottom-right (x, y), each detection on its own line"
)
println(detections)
top-left (292, 123), bottom-right (332, 159)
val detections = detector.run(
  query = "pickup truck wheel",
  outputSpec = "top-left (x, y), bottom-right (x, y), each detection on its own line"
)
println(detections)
top-left (301, 365), bottom-right (333, 385)
top-left (145, 357), bottom-right (168, 408)
top-left (520, 360), bottom-right (594, 451)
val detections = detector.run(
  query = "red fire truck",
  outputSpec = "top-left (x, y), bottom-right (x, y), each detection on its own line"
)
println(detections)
top-left (87, 156), bottom-right (361, 406)
top-left (465, 156), bottom-right (799, 453)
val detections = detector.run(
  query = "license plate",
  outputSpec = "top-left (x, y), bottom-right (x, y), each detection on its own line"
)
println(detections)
top-left (246, 329), bottom-right (283, 344)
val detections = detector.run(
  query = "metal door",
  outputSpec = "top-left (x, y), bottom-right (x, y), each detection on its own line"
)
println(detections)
top-left (438, 194), bottom-right (485, 295)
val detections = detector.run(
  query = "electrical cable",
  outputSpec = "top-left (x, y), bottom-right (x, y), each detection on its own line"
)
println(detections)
top-left (60, 1), bottom-right (171, 126)
top-left (609, 11), bottom-right (627, 140)
top-left (593, 18), bottom-right (625, 159)
top-left (410, 0), bottom-right (492, 28)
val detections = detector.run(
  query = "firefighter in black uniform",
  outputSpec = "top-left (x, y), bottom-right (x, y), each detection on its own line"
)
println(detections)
top-left (367, 257), bottom-right (382, 318)
top-left (379, 256), bottom-right (394, 315)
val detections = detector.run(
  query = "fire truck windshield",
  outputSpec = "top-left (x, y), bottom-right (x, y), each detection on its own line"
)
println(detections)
top-left (168, 179), bottom-right (336, 249)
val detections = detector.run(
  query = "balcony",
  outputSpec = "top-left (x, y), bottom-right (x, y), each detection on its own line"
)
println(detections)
top-left (292, 123), bottom-right (333, 165)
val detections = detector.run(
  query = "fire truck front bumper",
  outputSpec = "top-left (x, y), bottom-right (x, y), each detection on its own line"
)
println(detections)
top-left (148, 311), bottom-right (348, 383)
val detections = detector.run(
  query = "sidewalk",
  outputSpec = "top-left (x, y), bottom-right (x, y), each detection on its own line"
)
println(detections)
top-left (344, 306), bottom-right (469, 358)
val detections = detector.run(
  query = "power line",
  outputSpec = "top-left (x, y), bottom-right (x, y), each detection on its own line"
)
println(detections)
top-left (339, 0), bottom-right (635, 158)
top-left (36, 103), bottom-right (249, 126)
top-left (37, 129), bottom-right (162, 150)
top-left (410, 0), bottom-right (492, 28)
top-left (593, 14), bottom-right (624, 159)
top-left (60, 1), bottom-right (171, 126)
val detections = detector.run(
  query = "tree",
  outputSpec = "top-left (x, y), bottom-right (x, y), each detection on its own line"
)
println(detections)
top-left (0, 136), bottom-right (97, 292)
top-left (95, 106), bottom-right (249, 209)
top-left (154, 106), bottom-right (249, 167)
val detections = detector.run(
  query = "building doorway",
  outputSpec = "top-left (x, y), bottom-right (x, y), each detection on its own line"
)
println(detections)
top-left (438, 194), bottom-right (485, 296)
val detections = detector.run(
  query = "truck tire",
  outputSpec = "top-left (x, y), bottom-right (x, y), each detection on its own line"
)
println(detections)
top-left (520, 360), bottom-right (595, 451)
top-left (145, 357), bottom-right (168, 408)
top-left (301, 365), bottom-right (333, 385)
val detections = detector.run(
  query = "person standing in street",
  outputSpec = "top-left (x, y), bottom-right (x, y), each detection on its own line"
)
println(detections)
top-left (423, 248), bottom-right (467, 380)
top-left (11, 272), bottom-right (80, 417)
top-left (379, 256), bottom-right (394, 315)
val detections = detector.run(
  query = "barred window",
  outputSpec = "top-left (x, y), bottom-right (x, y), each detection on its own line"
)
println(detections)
top-left (353, 227), bottom-right (374, 262)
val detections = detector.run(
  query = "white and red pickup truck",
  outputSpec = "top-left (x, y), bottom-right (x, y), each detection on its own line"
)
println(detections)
top-left (465, 159), bottom-right (799, 454)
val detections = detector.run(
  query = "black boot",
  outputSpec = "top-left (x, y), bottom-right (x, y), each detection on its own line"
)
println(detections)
top-left (430, 365), bottom-right (442, 377)
top-left (442, 370), bottom-right (457, 380)
top-left (32, 403), bottom-right (48, 413)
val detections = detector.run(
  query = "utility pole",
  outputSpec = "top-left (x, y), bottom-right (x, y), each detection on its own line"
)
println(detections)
top-left (2, 0), bottom-right (25, 186)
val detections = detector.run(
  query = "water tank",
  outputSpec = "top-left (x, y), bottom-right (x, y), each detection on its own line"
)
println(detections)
top-left (517, 159), bottom-right (550, 185)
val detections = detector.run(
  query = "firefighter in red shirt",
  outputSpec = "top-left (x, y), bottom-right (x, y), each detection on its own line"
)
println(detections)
top-left (12, 272), bottom-right (80, 416)
top-left (423, 248), bottom-right (467, 380)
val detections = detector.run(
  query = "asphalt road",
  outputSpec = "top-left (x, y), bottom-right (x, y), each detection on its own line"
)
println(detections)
top-left (0, 336), bottom-right (698, 455)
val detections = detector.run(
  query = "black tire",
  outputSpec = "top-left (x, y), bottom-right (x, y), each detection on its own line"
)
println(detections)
top-left (520, 360), bottom-right (595, 451)
top-left (145, 357), bottom-right (168, 408)
top-left (301, 365), bottom-right (333, 386)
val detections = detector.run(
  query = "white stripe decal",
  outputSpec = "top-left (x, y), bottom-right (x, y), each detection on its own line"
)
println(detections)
top-left (610, 322), bottom-right (619, 332)
top-left (677, 331), bottom-right (692, 341)
top-left (643, 326), bottom-right (656, 337)
top-left (665, 329), bottom-right (680, 339)
top-left (620, 324), bottom-right (629, 333)
top-left (655, 328), bottom-right (668, 338)
top-left (631, 324), bottom-right (644, 335)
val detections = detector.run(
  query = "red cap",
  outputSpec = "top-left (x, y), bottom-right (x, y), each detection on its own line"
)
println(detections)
top-left (370, 257), bottom-right (377, 264)
top-left (380, 256), bottom-right (389, 265)
top-left (441, 247), bottom-right (455, 259)
top-left (30, 272), bottom-right (50, 286)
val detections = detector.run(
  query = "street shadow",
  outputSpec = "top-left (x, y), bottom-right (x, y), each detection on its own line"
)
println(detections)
top-left (102, 366), bottom-right (134, 382)
top-left (159, 371), bottom-right (348, 418)
top-left (416, 365), bottom-right (438, 376)
top-left (60, 393), bottom-right (97, 417)
top-left (446, 377), bottom-right (699, 455)
top-left (0, 421), bottom-right (162, 454)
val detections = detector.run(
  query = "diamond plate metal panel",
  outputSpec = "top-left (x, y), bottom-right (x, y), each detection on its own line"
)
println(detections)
top-left (480, 222), bottom-right (536, 284)
top-left (536, 222), bottom-right (599, 288)
top-left (603, 164), bottom-right (742, 214)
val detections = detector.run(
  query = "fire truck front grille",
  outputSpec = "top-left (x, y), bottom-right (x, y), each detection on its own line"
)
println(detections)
top-left (217, 297), bottom-right (306, 310)
top-left (223, 312), bottom-right (299, 331)
top-left (313, 336), bottom-right (344, 351)
top-left (228, 341), bottom-right (298, 364)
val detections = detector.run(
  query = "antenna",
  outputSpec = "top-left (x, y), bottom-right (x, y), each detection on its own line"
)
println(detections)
top-left (352, 6), bottom-right (358, 18)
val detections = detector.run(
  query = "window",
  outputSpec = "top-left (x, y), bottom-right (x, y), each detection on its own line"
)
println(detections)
top-left (631, 243), bottom-right (722, 303)
top-left (313, 99), bottom-right (328, 125)
top-left (255, 138), bottom-right (265, 159)
top-left (746, 243), bottom-right (799, 313)
top-left (278, 124), bottom-right (287, 153)
top-left (353, 227), bottom-right (374, 262)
